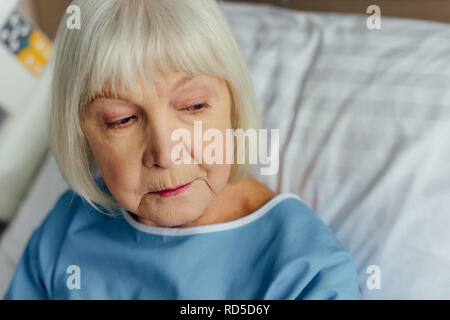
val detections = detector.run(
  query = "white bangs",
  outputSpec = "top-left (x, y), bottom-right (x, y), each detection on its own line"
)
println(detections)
top-left (81, 0), bottom-right (229, 110)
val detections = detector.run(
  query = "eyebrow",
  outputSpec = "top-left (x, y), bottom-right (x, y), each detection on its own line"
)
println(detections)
top-left (92, 75), bottom-right (197, 104)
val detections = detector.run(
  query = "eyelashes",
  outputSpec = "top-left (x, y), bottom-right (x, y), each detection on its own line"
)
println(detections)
top-left (105, 103), bottom-right (211, 130)
top-left (106, 116), bottom-right (136, 129)
top-left (183, 103), bottom-right (211, 113)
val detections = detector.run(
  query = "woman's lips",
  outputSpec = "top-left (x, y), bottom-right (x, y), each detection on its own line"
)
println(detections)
top-left (148, 181), bottom-right (193, 198)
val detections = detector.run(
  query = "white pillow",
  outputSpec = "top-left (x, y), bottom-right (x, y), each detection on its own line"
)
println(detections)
top-left (221, 3), bottom-right (450, 298)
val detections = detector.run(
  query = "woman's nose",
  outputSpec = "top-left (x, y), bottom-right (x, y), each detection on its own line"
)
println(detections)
top-left (142, 120), bottom-right (179, 169)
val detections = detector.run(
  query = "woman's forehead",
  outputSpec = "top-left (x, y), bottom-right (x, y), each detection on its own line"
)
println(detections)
top-left (92, 73), bottom-right (222, 104)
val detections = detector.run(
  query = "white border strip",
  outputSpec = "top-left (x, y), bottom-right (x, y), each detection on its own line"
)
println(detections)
top-left (121, 193), bottom-right (304, 236)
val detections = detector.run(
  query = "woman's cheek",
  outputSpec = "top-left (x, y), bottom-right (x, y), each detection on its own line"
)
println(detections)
top-left (102, 159), bottom-right (142, 204)
top-left (95, 139), bottom-right (142, 186)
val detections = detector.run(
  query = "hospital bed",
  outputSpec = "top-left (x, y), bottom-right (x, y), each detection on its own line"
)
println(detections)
top-left (1, 1), bottom-right (450, 299)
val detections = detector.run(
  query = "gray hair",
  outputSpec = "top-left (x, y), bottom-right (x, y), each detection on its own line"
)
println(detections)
top-left (49, 0), bottom-right (260, 214)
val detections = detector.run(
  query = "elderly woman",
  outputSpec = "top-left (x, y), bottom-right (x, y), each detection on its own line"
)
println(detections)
top-left (4, 0), bottom-right (361, 299)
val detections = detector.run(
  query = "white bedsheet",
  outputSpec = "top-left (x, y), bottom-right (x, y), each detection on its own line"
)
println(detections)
top-left (1, 2), bottom-right (450, 299)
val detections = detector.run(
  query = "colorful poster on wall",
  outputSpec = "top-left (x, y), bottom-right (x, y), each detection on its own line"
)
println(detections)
top-left (0, 9), bottom-right (53, 77)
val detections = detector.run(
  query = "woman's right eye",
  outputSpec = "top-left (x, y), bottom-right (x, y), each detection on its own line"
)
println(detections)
top-left (106, 116), bottom-right (136, 129)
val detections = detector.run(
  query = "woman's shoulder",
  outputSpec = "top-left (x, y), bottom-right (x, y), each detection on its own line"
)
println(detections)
top-left (15, 189), bottom-right (86, 278)
top-left (34, 190), bottom-right (81, 238)
top-left (244, 179), bottom-right (341, 246)
top-left (243, 178), bottom-right (361, 298)
top-left (43, 189), bottom-right (83, 223)
top-left (242, 176), bottom-right (308, 215)
top-left (36, 188), bottom-right (104, 245)
top-left (242, 176), bottom-right (278, 213)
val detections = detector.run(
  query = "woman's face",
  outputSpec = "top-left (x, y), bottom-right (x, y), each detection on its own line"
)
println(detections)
top-left (83, 71), bottom-right (233, 227)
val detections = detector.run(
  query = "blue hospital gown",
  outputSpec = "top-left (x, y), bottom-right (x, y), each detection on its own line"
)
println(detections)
top-left (4, 179), bottom-right (362, 300)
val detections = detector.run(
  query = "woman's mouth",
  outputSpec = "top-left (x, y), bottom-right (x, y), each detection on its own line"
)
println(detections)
top-left (148, 181), bottom-right (194, 198)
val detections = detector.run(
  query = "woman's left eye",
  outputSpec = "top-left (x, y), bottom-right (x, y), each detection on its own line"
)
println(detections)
top-left (183, 103), bottom-right (211, 113)
top-left (106, 116), bottom-right (136, 129)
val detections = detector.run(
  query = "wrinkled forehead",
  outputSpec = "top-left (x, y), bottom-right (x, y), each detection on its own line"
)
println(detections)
top-left (86, 69), bottom-right (195, 105)
top-left (95, 72), bottom-right (213, 101)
